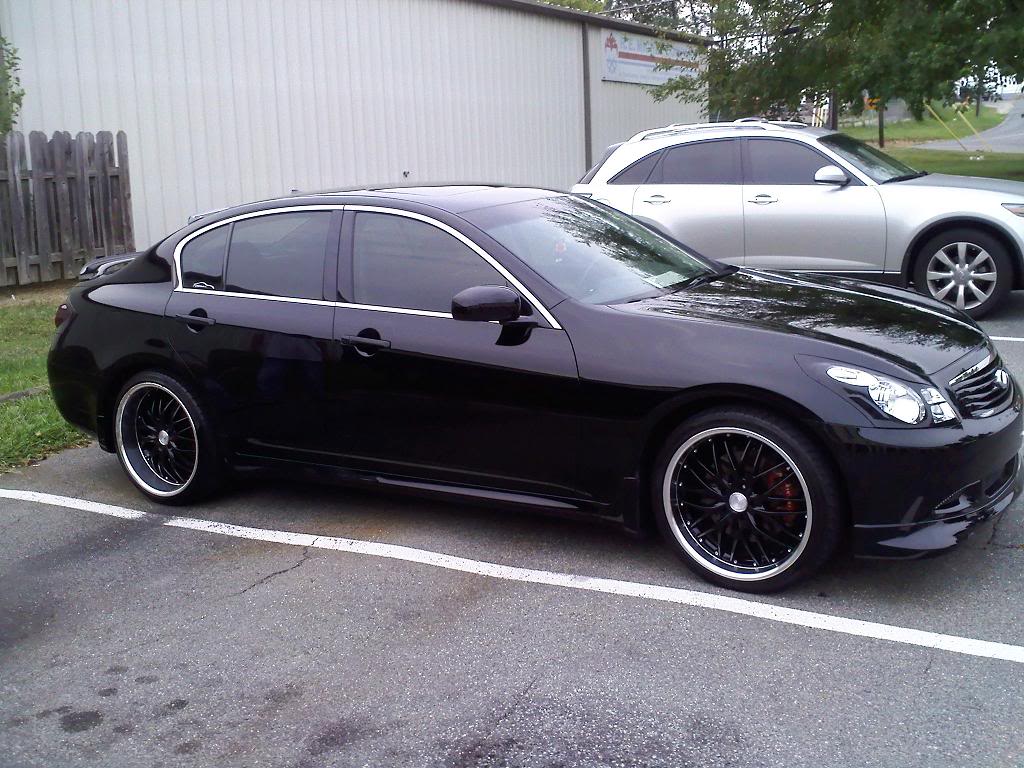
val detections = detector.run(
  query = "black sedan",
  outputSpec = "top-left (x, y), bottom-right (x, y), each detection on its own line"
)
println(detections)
top-left (49, 186), bottom-right (1022, 592)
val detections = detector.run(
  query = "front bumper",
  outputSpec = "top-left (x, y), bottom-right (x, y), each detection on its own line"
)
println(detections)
top-left (853, 453), bottom-right (1020, 558)
top-left (822, 398), bottom-right (1022, 558)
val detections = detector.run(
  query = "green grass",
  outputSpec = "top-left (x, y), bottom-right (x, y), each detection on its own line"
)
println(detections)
top-left (886, 148), bottom-right (1024, 182)
top-left (0, 393), bottom-right (90, 471)
top-left (0, 302), bottom-right (59, 393)
top-left (0, 280), bottom-right (89, 470)
top-left (842, 102), bottom-right (1004, 143)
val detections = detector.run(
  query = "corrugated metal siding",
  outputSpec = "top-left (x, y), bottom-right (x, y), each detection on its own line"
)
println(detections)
top-left (1, 0), bottom-right (702, 247)
top-left (586, 25), bottom-right (703, 161)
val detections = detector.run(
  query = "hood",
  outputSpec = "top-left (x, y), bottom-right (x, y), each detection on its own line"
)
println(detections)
top-left (617, 270), bottom-right (987, 376)
top-left (899, 172), bottom-right (1024, 198)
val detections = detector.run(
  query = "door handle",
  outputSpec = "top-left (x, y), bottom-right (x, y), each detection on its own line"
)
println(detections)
top-left (340, 335), bottom-right (391, 350)
top-left (642, 195), bottom-right (672, 205)
top-left (748, 194), bottom-right (778, 204)
top-left (175, 311), bottom-right (216, 328)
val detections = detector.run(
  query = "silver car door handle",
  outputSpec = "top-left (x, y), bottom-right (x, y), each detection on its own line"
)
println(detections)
top-left (748, 194), bottom-right (778, 204)
top-left (641, 195), bottom-right (672, 205)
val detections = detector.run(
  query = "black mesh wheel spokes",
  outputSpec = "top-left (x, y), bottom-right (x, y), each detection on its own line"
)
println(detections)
top-left (666, 428), bottom-right (811, 579)
top-left (117, 383), bottom-right (198, 496)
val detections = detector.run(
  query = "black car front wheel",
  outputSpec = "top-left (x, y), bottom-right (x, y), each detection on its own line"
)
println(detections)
top-left (653, 407), bottom-right (843, 592)
top-left (114, 371), bottom-right (222, 504)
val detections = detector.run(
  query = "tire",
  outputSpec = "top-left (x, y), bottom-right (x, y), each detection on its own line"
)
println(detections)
top-left (113, 371), bottom-right (222, 505)
top-left (911, 228), bottom-right (1012, 319)
top-left (652, 407), bottom-right (843, 593)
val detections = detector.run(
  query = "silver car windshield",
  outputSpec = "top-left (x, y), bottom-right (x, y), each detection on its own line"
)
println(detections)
top-left (818, 133), bottom-right (918, 183)
top-left (466, 196), bottom-right (716, 305)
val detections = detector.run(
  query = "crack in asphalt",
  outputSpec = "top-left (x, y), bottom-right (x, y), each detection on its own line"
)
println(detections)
top-left (237, 544), bottom-right (315, 595)
top-left (474, 673), bottom-right (542, 746)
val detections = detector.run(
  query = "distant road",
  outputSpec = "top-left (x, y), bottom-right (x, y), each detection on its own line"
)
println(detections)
top-left (917, 96), bottom-right (1024, 152)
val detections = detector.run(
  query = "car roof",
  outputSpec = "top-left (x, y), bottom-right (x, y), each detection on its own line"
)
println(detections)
top-left (580, 121), bottom-right (838, 185)
top-left (189, 185), bottom-right (565, 224)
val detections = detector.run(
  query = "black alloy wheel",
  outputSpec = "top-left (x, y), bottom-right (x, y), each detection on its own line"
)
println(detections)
top-left (114, 371), bottom-right (221, 504)
top-left (654, 407), bottom-right (843, 592)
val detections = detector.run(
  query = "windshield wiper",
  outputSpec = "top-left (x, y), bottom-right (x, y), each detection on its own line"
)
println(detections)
top-left (880, 171), bottom-right (929, 184)
top-left (669, 264), bottom-right (739, 291)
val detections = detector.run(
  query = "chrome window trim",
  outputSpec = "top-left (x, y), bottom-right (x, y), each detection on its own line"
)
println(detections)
top-left (345, 205), bottom-right (561, 329)
top-left (172, 204), bottom-right (345, 295)
top-left (171, 203), bottom-right (562, 329)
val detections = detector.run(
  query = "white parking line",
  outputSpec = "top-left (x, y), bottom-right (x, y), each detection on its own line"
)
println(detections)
top-left (3, 487), bottom-right (1024, 665)
top-left (990, 336), bottom-right (1024, 342)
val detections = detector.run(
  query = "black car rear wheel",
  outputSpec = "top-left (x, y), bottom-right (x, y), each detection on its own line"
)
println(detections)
top-left (114, 371), bottom-right (221, 504)
top-left (653, 407), bottom-right (843, 592)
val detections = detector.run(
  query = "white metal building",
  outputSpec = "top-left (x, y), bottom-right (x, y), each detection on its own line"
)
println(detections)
top-left (1, 0), bottom-right (706, 247)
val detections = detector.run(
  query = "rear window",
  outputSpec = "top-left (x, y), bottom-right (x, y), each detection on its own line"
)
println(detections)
top-left (650, 140), bottom-right (739, 184)
top-left (578, 143), bottom-right (622, 184)
top-left (180, 227), bottom-right (228, 290)
top-left (225, 212), bottom-right (331, 300)
top-left (609, 151), bottom-right (662, 185)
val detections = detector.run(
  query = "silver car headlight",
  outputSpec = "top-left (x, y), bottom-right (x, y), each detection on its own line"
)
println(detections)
top-left (1002, 203), bottom-right (1024, 217)
top-left (826, 366), bottom-right (930, 424)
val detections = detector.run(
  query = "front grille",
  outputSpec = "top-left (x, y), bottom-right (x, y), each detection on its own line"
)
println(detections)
top-left (948, 355), bottom-right (1013, 418)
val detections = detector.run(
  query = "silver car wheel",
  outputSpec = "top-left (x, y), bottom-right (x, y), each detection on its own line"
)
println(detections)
top-left (925, 241), bottom-right (998, 311)
top-left (661, 427), bottom-right (812, 582)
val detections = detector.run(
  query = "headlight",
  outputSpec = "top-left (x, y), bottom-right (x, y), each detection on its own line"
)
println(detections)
top-left (1003, 203), bottom-right (1024, 217)
top-left (826, 366), bottom-right (929, 424)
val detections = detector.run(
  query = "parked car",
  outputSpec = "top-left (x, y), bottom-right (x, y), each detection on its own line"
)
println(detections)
top-left (574, 119), bottom-right (1024, 317)
top-left (50, 186), bottom-right (1021, 592)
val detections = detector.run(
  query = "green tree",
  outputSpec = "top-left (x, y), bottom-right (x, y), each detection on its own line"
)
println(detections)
top-left (651, 1), bottom-right (1024, 121)
top-left (540, 0), bottom-right (605, 12)
top-left (0, 36), bottom-right (25, 134)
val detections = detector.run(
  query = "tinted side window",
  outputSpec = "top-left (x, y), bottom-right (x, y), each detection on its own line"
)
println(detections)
top-left (180, 227), bottom-right (228, 290)
top-left (225, 211), bottom-right (331, 300)
top-left (652, 140), bottom-right (739, 184)
top-left (609, 151), bottom-right (661, 184)
top-left (352, 213), bottom-right (507, 313)
top-left (746, 139), bottom-right (830, 185)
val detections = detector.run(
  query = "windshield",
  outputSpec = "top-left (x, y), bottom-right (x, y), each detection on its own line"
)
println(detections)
top-left (818, 133), bottom-right (919, 183)
top-left (465, 196), bottom-right (716, 304)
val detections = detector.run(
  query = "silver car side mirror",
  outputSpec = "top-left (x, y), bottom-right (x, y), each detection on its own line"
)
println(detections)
top-left (814, 165), bottom-right (850, 186)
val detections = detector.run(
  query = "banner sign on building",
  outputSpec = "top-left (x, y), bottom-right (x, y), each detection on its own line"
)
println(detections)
top-left (601, 29), bottom-right (699, 86)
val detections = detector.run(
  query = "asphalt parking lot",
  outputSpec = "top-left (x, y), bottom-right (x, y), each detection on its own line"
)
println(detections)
top-left (3, 298), bottom-right (1024, 768)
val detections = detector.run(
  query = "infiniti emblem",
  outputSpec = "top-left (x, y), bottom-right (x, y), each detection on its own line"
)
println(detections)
top-left (995, 369), bottom-right (1010, 389)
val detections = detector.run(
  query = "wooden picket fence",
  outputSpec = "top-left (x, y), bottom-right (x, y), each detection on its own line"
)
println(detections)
top-left (0, 131), bottom-right (135, 287)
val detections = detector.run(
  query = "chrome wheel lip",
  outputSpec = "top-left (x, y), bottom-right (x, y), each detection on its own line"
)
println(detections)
top-left (661, 427), bottom-right (813, 583)
top-left (115, 382), bottom-right (198, 498)
top-left (925, 242), bottom-right (997, 311)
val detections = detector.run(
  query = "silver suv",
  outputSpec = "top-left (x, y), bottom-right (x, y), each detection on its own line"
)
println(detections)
top-left (573, 119), bottom-right (1024, 317)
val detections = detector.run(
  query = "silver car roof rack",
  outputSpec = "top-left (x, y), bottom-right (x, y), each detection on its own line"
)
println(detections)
top-left (627, 117), bottom-right (808, 142)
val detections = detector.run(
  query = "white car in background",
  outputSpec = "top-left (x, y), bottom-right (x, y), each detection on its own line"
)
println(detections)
top-left (573, 119), bottom-right (1024, 318)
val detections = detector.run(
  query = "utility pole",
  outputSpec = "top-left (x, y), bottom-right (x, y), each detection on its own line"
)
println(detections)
top-left (877, 100), bottom-right (885, 148)
top-left (828, 89), bottom-right (838, 130)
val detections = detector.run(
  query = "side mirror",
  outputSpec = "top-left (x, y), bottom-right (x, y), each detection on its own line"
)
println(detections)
top-left (814, 165), bottom-right (850, 186)
top-left (451, 285), bottom-right (522, 323)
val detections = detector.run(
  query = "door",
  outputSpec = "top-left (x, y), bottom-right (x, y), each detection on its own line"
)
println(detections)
top-left (630, 139), bottom-right (745, 263)
top-left (328, 209), bottom-right (582, 500)
top-left (742, 138), bottom-right (886, 272)
top-left (165, 208), bottom-right (339, 460)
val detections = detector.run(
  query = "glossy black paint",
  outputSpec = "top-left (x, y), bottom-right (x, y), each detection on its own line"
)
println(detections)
top-left (49, 186), bottom-right (1023, 557)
